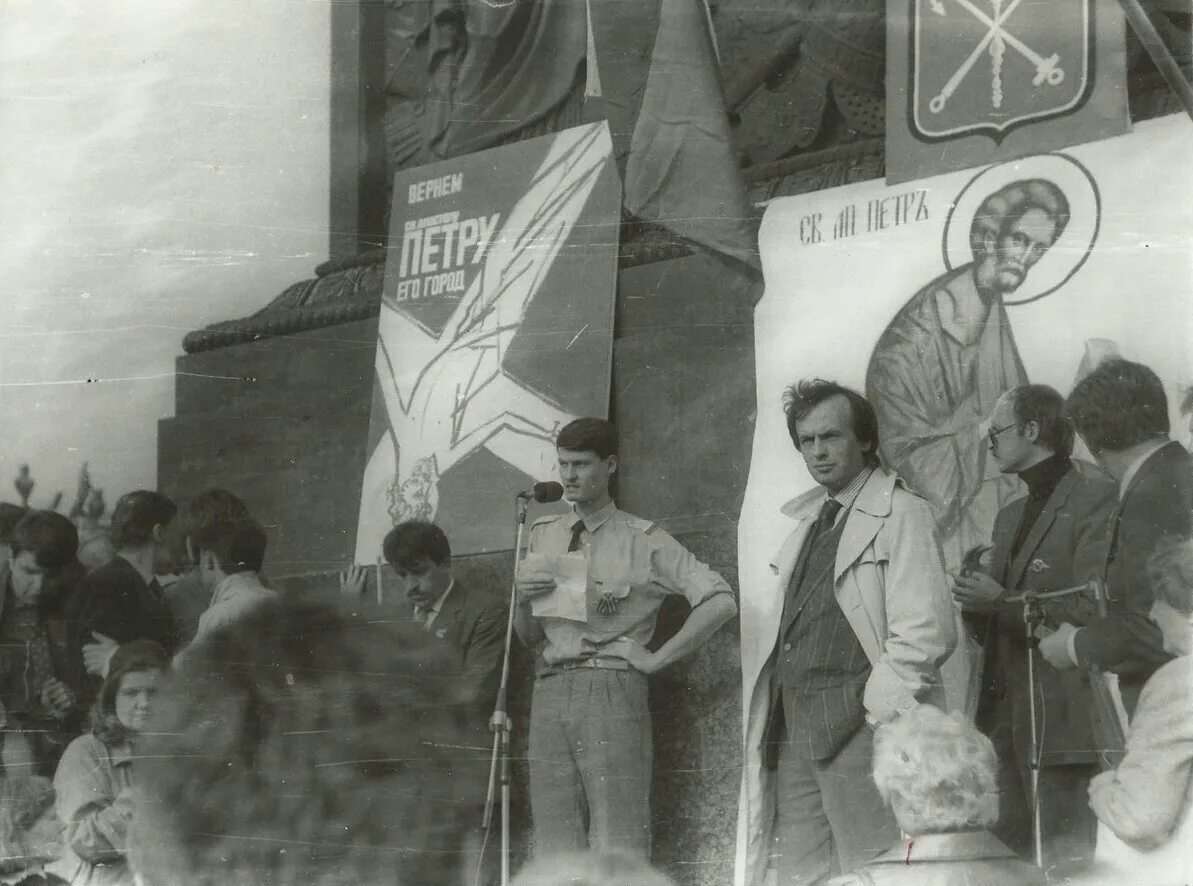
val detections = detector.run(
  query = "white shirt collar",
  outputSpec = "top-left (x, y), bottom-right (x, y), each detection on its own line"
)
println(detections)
top-left (1119, 439), bottom-right (1169, 499)
top-left (822, 466), bottom-right (874, 526)
top-left (210, 571), bottom-right (267, 606)
top-left (420, 579), bottom-right (455, 630)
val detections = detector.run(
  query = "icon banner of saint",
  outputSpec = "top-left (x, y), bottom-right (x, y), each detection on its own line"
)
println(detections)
top-left (735, 114), bottom-right (1193, 885)
top-left (353, 122), bottom-right (620, 561)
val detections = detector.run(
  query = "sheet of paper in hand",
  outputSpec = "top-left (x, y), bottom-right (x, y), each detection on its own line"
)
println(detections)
top-left (522, 552), bottom-right (588, 622)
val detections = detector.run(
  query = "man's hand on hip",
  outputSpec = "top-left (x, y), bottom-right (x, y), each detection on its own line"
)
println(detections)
top-left (606, 637), bottom-right (659, 674)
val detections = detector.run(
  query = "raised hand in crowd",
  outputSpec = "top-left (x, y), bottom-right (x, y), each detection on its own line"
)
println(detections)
top-left (82, 631), bottom-right (119, 678)
top-left (39, 677), bottom-right (75, 720)
top-left (338, 563), bottom-right (367, 597)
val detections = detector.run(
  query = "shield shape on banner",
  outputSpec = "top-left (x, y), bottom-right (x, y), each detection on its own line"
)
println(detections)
top-left (911, 0), bottom-right (1093, 142)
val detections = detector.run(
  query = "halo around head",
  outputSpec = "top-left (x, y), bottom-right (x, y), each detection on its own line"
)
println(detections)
top-left (943, 153), bottom-right (1101, 306)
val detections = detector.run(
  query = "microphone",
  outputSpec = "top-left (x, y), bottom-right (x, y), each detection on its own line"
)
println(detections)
top-left (517, 481), bottom-right (564, 503)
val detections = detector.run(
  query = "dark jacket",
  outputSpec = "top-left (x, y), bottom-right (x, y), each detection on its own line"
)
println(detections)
top-left (427, 582), bottom-right (507, 728)
top-left (827, 830), bottom-right (1047, 886)
top-left (0, 559), bottom-right (88, 707)
top-left (978, 463), bottom-right (1116, 764)
top-left (1074, 441), bottom-right (1193, 682)
top-left (74, 556), bottom-right (177, 684)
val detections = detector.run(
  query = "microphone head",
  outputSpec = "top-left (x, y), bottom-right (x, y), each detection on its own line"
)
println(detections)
top-left (533, 481), bottom-right (564, 503)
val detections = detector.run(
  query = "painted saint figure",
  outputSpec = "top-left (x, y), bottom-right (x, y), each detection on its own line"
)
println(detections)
top-left (865, 179), bottom-right (1070, 566)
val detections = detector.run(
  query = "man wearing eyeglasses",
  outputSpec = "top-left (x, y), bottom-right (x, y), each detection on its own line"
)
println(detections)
top-left (951, 384), bottom-right (1115, 867)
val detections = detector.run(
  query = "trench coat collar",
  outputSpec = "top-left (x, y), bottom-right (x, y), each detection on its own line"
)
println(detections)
top-left (778, 467), bottom-right (898, 521)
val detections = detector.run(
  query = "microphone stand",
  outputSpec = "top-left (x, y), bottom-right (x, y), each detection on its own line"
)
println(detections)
top-left (482, 494), bottom-right (529, 886)
top-left (1005, 579), bottom-right (1096, 869)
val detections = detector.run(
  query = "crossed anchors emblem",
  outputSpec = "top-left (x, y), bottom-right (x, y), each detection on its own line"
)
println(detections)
top-left (927, 0), bottom-right (1065, 114)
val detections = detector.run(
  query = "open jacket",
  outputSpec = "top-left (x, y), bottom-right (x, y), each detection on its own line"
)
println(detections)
top-left (740, 469), bottom-right (957, 884)
top-left (1089, 654), bottom-right (1193, 883)
top-left (426, 581), bottom-right (507, 730)
top-left (1074, 441), bottom-right (1193, 681)
top-left (977, 463), bottom-right (1116, 764)
top-left (49, 734), bottom-right (135, 886)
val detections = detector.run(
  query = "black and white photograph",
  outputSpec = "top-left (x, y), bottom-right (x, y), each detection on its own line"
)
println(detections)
top-left (0, 1), bottom-right (1190, 884)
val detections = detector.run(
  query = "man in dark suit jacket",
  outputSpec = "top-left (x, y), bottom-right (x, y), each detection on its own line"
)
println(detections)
top-left (371, 520), bottom-right (507, 886)
top-left (953, 384), bottom-right (1115, 865)
top-left (74, 491), bottom-right (179, 687)
top-left (1039, 360), bottom-right (1193, 709)
top-left (378, 521), bottom-right (506, 730)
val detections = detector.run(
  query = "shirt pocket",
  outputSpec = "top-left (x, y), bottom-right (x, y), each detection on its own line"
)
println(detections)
top-left (592, 563), bottom-right (652, 602)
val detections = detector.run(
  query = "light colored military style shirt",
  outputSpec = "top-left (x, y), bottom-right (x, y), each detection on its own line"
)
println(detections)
top-left (526, 500), bottom-right (733, 666)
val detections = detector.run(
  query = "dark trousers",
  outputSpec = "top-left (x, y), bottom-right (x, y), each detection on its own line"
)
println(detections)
top-left (771, 723), bottom-right (899, 885)
top-left (528, 668), bottom-right (652, 857)
top-left (986, 704), bottom-right (1098, 871)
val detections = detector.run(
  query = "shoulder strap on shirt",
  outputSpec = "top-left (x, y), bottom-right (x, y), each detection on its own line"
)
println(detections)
top-left (624, 515), bottom-right (655, 532)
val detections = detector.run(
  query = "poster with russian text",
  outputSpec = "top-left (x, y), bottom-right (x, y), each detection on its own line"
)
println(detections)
top-left (354, 122), bottom-right (620, 561)
top-left (736, 114), bottom-right (1193, 885)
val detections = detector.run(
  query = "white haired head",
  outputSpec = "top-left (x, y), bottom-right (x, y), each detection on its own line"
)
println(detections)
top-left (872, 704), bottom-right (999, 835)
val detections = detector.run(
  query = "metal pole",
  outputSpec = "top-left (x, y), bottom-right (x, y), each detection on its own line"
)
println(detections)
top-left (1023, 597), bottom-right (1044, 868)
top-left (1117, 0), bottom-right (1193, 122)
top-left (482, 497), bottom-right (527, 886)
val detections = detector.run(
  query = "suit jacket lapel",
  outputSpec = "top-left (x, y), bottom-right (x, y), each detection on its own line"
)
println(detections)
top-left (833, 471), bottom-right (894, 583)
top-left (1105, 442), bottom-right (1176, 577)
top-left (1004, 470), bottom-right (1077, 589)
top-left (1123, 441), bottom-right (1178, 502)
top-left (776, 517), bottom-right (816, 639)
top-left (834, 508), bottom-right (881, 584)
top-left (989, 497), bottom-right (1025, 586)
top-left (434, 583), bottom-right (467, 648)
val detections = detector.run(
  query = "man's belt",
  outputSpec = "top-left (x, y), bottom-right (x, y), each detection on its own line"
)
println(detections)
top-left (538, 657), bottom-right (630, 678)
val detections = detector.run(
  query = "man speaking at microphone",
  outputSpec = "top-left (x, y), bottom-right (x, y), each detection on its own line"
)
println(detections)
top-left (513, 418), bottom-right (737, 858)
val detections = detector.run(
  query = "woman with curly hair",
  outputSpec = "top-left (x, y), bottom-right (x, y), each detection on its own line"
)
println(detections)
top-left (49, 641), bottom-right (167, 886)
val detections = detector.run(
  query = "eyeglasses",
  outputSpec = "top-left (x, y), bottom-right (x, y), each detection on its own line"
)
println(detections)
top-left (987, 422), bottom-right (1022, 446)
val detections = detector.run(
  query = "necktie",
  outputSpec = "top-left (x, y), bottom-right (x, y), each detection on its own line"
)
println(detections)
top-left (148, 577), bottom-right (164, 599)
top-left (567, 519), bottom-right (585, 553)
top-left (1104, 504), bottom-right (1123, 578)
top-left (817, 498), bottom-right (843, 535)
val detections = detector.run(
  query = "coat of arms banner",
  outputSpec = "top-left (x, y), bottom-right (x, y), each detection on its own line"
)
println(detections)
top-left (886, 0), bottom-right (1130, 183)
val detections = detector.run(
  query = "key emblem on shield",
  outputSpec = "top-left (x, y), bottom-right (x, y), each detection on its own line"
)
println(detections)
top-left (910, 0), bottom-right (1093, 141)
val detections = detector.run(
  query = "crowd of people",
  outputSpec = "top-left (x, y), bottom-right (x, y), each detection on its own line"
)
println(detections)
top-left (0, 448), bottom-right (690, 884)
top-left (0, 356), bottom-right (1188, 886)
